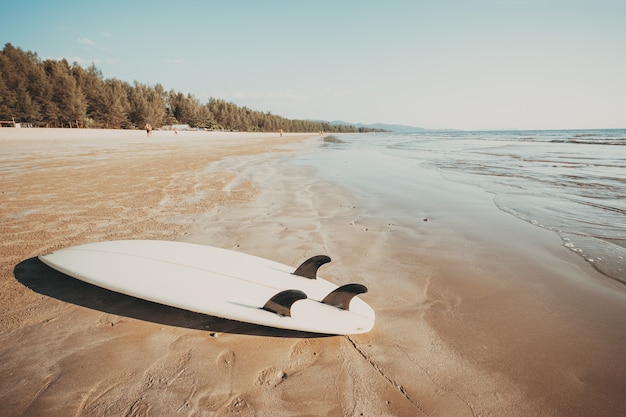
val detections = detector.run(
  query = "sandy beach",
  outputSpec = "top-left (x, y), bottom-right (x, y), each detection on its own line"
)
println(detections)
top-left (1, 128), bottom-right (625, 417)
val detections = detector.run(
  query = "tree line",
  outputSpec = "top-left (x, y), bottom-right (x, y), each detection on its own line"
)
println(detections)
top-left (0, 43), bottom-right (381, 133)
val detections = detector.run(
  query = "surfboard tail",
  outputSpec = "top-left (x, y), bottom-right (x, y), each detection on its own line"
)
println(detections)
top-left (321, 283), bottom-right (368, 310)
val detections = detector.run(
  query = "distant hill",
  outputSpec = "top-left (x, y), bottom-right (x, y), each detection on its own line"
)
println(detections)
top-left (327, 121), bottom-right (425, 133)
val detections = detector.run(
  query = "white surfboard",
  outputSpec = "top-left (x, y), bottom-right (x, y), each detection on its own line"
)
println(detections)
top-left (38, 240), bottom-right (375, 334)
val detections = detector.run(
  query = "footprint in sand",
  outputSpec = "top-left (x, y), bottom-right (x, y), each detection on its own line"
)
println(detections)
top-left (255, 367), bottom-right (288, 388)
top-left (215, 350), bottom-right (237, 397)
top-left (216, 349), bottom-right (236, 378)
top-left (97, 313), bottom-right (122, 327)
top-left (288, 339), bottom-right (320, 371)
top-left (193, 352), bottom-right (255, 415)
top-left (144, 350), bottom-right (192, 388)
top-left (193, 392), bottom-right (232, 413)
top-left (215, 396), bottom-right (255, 417)
top-left (255, 339), bottom-right (321, 389)
top-left (127, 398), bottom-right (152, 417)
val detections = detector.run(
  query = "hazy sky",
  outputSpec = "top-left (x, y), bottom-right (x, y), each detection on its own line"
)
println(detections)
top-left (2, 0), bottom-right (625, 130)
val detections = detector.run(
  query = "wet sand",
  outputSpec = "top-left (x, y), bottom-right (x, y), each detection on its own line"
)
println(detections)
top-left (1, 128), bottom-right (625, 416)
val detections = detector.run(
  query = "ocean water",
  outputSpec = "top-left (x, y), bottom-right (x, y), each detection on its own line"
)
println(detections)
top-left (294, 129), bottom-right (626, 285)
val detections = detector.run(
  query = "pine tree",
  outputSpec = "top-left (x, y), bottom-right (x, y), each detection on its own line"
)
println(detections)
top-left (0, 44), bottom-right (383, 133)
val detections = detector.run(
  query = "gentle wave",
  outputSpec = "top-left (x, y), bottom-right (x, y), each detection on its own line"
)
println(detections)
top-left (310, 129), bottom-right (626, 285)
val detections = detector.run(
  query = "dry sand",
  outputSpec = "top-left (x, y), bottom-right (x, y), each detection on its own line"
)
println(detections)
top-left (1, 128), bottom-right (625, 417)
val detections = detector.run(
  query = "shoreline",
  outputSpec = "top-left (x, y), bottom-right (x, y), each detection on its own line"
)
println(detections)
top-left (1, 129), bottom-right (625, 416)
top-left (186, 135), bottom-right (626, 416)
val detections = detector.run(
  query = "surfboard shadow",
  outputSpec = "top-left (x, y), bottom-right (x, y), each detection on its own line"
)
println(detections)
top-left (14, 257), bottom-right (331, 339)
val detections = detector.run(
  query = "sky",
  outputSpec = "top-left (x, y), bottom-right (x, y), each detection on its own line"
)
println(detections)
top-left (2, 0), bottom-right (625, 130)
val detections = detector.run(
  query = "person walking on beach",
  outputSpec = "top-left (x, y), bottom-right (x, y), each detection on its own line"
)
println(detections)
top-left (145, 123), bottom-right (153, 137)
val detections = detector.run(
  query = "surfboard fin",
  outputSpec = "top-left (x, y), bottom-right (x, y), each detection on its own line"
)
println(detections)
top-left (293, 255), bottom-right (331, 279)
top-left (322, 283), bottom-right (368, 310)
top-left (262, 289), bottom-right (307, 317)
